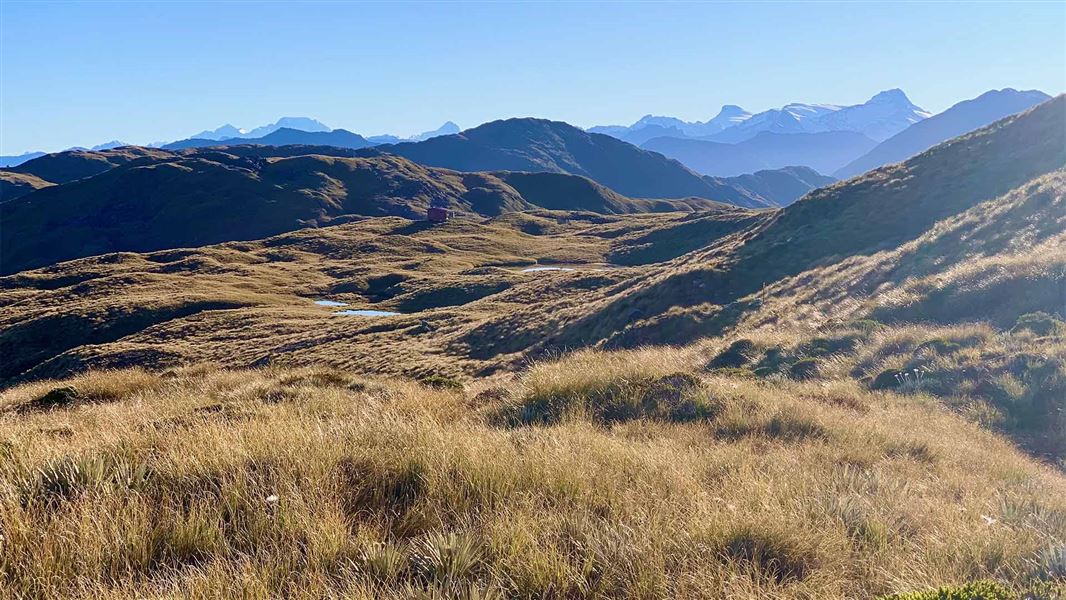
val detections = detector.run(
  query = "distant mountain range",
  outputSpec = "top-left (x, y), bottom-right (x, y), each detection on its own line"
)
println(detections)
top-left (642, 130), bottom-right (878, 177)
top-left (163, 128), bottom-right (375, 151)
top-left (589, 105), bottom-right (753, 144)
top-left (6, 127), bottom-right (831, 210)
top-left (834, 88), bottom-right (1051, 178)
top-left (188, 117), bottom-right (331, 141)
top-left (593, 89), bottom-right (929, 145)
top-left (0, 151), bottom-right (45, 168)
top-left (177, 118), bottom-right (460, 148)
top-left (0, 118), bottom-right (462, 168)
top-left (4, 146), bottom-right (170, 185)
top-left (593, 88), bottom-right (1052, 180)
top-left (1, 88), bottom-right (1054, 184)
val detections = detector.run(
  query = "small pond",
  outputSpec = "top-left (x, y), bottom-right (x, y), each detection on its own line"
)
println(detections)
top-left (314, 300), bottom-right (349, 307)
top-left (334, 309), bottom-right (401, 317)
top-left (521, 266), bottom-right (575, 272)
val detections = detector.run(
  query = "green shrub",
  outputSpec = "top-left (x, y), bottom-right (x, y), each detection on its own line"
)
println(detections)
top-left (871, 369), bottom-right (905, 390)
top-left (1012, 312), bottom-right (1065, 336)
top-left (878, 579), bottom-right (1064, 600)
top-left (916, 338), bottom-right (963, 355)
top-left (753, 346), bottom-right (788, 378)
top-left (420, 375), bottom-right (465, 392)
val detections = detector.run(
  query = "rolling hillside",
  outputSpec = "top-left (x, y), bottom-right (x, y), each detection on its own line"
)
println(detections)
top-left (0, 151), bottom-right (736, 274)
top-left (0, 170), bottom-right (54, 201)
top-left (5, 146), bottom-right (171, 184)
top-left (4, 98), bottom-right (1061, 388)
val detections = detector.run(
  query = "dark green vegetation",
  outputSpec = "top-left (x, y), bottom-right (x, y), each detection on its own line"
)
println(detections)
top-left (878, 580), bottom-right (1063, 600)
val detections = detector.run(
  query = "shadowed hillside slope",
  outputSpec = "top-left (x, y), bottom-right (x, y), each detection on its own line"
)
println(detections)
top-left (0, 171), bottom-right (54, 201)
top-left (722, 167), bottom-right (835, 206)
top-left (0, 152), bottom-right (731, 275)
top-left (4, 146), bottom-right (171, 184)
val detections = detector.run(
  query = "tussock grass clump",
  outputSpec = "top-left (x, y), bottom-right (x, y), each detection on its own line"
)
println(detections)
top-left (495, 348), bottom-right (719, 425)
top-left (708, 338), bottom-right (760, 369)
top-left (3, 368), bottom-right (163, 414)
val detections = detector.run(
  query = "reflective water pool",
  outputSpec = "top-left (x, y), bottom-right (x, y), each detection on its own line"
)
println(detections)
top-left (313, 300), bottom-right (349, 307)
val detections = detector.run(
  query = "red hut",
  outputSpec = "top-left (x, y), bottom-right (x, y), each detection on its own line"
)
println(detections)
top-left (427, 199), bottom-right (450, 223)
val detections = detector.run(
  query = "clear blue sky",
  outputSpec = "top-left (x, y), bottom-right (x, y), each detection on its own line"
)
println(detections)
top-left (2, 1), bottom-right (1063, 154)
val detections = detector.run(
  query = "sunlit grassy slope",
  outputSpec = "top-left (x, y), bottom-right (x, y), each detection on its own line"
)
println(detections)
top-left (1, 355), bottom-right (1063, 599)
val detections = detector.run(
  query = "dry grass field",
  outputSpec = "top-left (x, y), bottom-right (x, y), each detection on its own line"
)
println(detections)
top-left (1, 350), bottom-right (1063, 599)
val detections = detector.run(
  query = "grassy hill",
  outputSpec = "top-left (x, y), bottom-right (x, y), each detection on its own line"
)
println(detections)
top-left (1, 152), bottom-right (734, 274)
top-left (5, 146), bottom-right (171, 184)
top-left (0, 209), bottom-right (765, 384)
top-left (359, 118), bottom-right (781, 206)
top-left (0, 170), bottom-right (54, 201)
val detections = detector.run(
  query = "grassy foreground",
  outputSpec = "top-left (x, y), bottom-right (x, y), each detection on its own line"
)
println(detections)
top-left (1, 347), bottom-right (1064, 598)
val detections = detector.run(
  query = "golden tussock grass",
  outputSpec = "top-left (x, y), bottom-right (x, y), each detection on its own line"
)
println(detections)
top-left (1, 352), bottom-right (1063, 599)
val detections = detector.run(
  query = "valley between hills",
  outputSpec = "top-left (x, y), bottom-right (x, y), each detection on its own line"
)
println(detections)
top-left (0, 96), bottom-right (1063, 599)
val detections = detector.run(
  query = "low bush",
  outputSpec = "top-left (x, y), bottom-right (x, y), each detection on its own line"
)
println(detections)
top-left (1012, 312), bottom-right (1065, 337)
